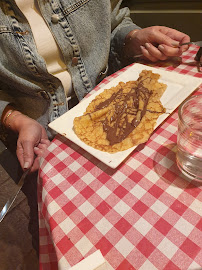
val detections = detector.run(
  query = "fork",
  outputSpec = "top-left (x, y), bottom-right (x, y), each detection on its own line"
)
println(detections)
top-left (180, 41), bottom-right (202, 47)
top-left (194, 47), bottom-right (202, 72)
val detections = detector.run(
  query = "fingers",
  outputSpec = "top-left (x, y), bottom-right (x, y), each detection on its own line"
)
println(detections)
top-left (34, 139), bottom-right (50, 161)
top-left (151, 30), bottom-right (179, 48)
top-left (178, 44), bottom-right (189, 55)
top-left (158, 44), bottom-right (188, 57)
top-left (140, 38), bottom-right (189, 61)
top-left (140, 43), bottom-right (168, 62)
top-left (30, 156), bottom-right (41, 172)
top-left (125, 26), bottom-right (190, 63)
top-left (146, 43), bottom-right (167, 60)
top-left (163, 27), bottom-right (190, 44)
top-left (41, 127), bottom-right (49, 140)
top-left (32, 141), bottom-right (50, 172)
top-left (140, 45), bottom-right (158, 62)
top-left (17, 140), bottom-right (49, 172)
top-left (16, 124), bottom-right (50, 171)
top-left (141, 43), bottom-right (188, 62)
top-left (41, 138), bottom-right (51, 147)
top-left (16, 140), bottom-right (35, 170)
top-left (34, 143), bottom-right (49, 157)
top-left (17, 142), bottom-right (48, 171)
top-left (158, 27), bottom-right (190, 55)
top-left (135, 26), bottom-right (191, 61)
top-left (157, 26), bottom-right (190, 47)
top-left (34, 139), bottom-right (51, 154)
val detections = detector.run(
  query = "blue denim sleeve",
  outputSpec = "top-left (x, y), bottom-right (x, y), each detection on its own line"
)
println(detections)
top-left (0, 83), bottom-right (13, 125)
top-left (110, 0), bottom-right (141, 72)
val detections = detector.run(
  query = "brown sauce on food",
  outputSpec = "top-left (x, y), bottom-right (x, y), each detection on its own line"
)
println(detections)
top-left (94, 81), bottom-right (152, 145)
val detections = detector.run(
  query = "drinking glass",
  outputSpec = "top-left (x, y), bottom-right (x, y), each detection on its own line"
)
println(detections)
top-left (176, 94), bottom-right (202, 181)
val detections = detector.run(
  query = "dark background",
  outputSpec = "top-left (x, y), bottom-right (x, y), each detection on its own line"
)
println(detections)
top-left (122, 0), bottom-right (202, 41)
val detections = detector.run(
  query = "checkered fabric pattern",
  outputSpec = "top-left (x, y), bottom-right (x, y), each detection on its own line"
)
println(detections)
top-left (38, 45), bottom-right (202, 270)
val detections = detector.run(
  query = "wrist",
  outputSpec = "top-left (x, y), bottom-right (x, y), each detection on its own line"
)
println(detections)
top-left (3, 109), bottom-right (22, 130)
top-left (123, 29), bottom-right (140, 59)
top-left (1, 105), bottom-right (15, 124)
top-left (126, 29), bottom-right (140, 40)
top-left (2, 108), bottom-right (29, 133)
top-left (2, 105), bottom-right (21, 129)
top-left (9, 113), bottom-right (30, 132)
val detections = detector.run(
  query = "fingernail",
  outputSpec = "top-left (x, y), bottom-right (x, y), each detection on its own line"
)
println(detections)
top-left (145, 43), bottom-right (150, 49)
top-left (24, 161), bottom-right (30, 169)
top-left (140, 45), bottom-right (145, 50)
top-left (34, 147), bottom-right (39, 151)
top-left (171, 41), bottom-right (180, 47)
top-left (158, 45), bottom-right (164, 51)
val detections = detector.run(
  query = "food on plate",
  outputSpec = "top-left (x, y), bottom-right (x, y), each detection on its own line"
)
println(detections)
top-left (73, 70), bottom-right (166, 152)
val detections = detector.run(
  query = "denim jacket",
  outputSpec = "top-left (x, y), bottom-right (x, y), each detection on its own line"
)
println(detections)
top-left (0, 0), bottom-right (140, 136)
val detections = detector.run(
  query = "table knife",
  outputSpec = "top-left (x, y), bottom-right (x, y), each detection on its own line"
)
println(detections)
top-left (0, 159), bottom-right (30, 223)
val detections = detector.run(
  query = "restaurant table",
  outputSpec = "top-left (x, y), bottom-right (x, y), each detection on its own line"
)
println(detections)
top-left (38, 45), bottom-right (202, 270)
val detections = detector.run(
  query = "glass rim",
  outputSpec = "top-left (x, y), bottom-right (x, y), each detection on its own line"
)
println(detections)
top-left (178, 94), bottom-right (202, 130)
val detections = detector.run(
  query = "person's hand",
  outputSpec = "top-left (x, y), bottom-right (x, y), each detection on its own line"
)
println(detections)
top-left (8, 113), bottom-right (50, 172)
top-left (124, 26), bottom-right (190, 62)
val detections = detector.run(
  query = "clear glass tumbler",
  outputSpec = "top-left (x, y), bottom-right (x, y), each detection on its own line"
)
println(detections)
top-left (176, 94), bottom-right (202, 181)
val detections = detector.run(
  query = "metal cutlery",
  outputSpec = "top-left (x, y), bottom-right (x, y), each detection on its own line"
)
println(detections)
top-left (0, 168), bottom-right (30, 222)
top-left (179, 41), bottom-right (202, 47)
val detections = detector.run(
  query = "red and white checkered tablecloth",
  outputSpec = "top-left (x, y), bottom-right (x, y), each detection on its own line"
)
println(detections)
top-left (38, 45), bottom-right (202, 270)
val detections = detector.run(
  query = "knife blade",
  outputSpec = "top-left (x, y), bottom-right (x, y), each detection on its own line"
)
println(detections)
top-left (0, 140), bottom-right (23, 182)
top-left (0, 168), bottom-right (30, 222)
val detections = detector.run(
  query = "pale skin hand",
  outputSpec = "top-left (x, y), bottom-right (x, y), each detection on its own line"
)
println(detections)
top-left (124, 26), bottom-right (190, 62)
top-left (4, 111), bottom-right (50, 172)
